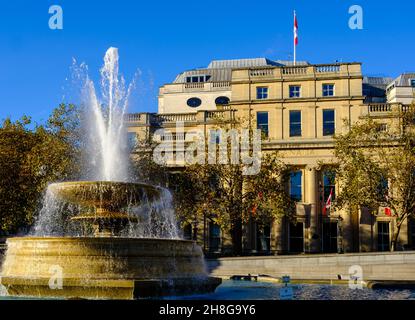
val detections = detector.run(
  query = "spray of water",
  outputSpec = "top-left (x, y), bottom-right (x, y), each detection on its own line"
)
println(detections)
top-left (83, 47), bottom-right (132, 181)
top-left (31, 47), bottom-right (181, 239)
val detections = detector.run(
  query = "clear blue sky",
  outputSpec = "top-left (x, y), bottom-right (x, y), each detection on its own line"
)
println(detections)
top-left (1, 0), bottom-right (414, 123)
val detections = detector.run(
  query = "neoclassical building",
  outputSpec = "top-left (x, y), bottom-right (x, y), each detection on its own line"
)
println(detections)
top-left (126, 58), bottom-right (415, 255)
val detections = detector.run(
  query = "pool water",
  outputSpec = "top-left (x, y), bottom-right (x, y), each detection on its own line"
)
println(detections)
top-left (166, 280), bottom-right (415, 300)
top-left (1, 280), bottom-right (415, 300)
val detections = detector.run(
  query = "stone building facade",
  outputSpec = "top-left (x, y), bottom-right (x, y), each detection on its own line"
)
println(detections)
top-left (126, 58), bottom-right (415, 255)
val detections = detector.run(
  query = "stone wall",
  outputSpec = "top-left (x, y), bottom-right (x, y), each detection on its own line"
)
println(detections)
top-left (206, 251), bottom-right (415, 281)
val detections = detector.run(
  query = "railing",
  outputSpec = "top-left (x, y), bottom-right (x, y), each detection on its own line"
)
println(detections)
top-left (368, 103), bottom-right (392, 113)
top-left (249, 68), bottom-right (274, 77)
top-left (315, 65), bottom-right (340, 73)
top-left (212, 81), bottom-right (231, 88)
top-left (184, 82), bottom-right (205, 89)
top-left (206, 110), bottom-right (235, 122)
top-left (124, 113), bottom-right (143, 122)
top-left (159, 132), bottom-right (186, 141)
top-left (282, 66), bottom-right (308, 75)
top-left (152, 113), bottom-right (197, 123)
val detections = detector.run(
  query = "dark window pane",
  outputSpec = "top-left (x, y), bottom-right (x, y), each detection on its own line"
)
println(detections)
top-left (187, 97), bottom-right (202, 108)
top-left (377, 222), bottom-right (390, 252)
top-left (257, 112), bottom-right (269, 138)
top-left (215, 96), bottom-right (230, 105)
top-left (323, 170), bottom-right (336, 201)
top-left (256, 87), bottom-right (268, 99)
top-left (289, 222), bottom-right (304, 253)
top-left (209, 222), bottom-right (221, 252)
top-left (323, 109), bottom-right (335, 136)
top-left (290, 171), bottom-right (302, 201)
top-left (289, 86), bottom-right (301, 98)
top-left (290, 111), bottom-right (302, 137)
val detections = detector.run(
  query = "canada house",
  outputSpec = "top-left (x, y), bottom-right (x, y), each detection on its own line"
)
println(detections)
top-left (126, 58), bottom-right (415, 255)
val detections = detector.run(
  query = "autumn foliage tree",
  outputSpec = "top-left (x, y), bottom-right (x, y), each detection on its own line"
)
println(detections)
top-left (333, 105), bottom-right (415, 251)
top-left (0, 104), bottom-right (80, 234)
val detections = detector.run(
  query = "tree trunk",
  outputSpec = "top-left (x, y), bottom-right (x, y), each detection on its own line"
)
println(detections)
top-left (391, 221), bottom-right (403, 252)
top-left (231, 218), bottom-right (243, 255)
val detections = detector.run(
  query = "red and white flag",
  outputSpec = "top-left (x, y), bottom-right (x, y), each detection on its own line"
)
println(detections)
top-left (323, 188), bottom-right (333, 216)
top-left (294, 12), bottom-right (298, 46)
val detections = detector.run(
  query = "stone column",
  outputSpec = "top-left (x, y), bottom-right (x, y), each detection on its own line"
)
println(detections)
top-left (307, 167), bottom-right (320, 253)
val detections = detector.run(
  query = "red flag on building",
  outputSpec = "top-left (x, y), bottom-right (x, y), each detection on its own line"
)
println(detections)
top-left (293, 11), bottom-right (298, 65)
top-left (384, 207), bottom-right (392, 216)
top-left (323, 188), bottom-right (333, 216)
top-left (294, 12), bottom-right (298, 46)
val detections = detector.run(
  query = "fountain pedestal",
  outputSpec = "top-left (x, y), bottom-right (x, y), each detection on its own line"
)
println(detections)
top-left (0, 181), bottom-right (222, 299)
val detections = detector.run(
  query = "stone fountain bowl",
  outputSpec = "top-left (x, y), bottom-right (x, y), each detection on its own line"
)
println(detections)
top-left (0, 237), bottom-right (222, 299)
top-left (48, 181), bottom-right (161, 209)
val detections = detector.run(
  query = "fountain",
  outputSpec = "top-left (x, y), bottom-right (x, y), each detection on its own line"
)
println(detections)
top-left (0, 48), bottom-right (221, 299)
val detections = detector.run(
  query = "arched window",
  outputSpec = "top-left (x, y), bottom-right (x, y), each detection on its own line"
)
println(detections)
top-left (215, 96), bottom-right (230, 105)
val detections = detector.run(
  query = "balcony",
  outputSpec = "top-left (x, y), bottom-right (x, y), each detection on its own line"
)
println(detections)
top-left (232, 63), bottom-right (361, 82)
top-left (162, 81), bottom-right (231, 94)
top-left (125, 109), bottom-right (236, 126)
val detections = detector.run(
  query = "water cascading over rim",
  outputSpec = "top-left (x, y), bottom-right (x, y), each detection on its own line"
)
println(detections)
top-left (48, 181), bottom-right (161, 237)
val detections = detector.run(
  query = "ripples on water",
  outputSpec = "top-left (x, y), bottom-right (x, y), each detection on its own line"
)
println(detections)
top-left (2, 280), bottom-right (415, 300)
top-left (167, 280), bottom-right (415, 300)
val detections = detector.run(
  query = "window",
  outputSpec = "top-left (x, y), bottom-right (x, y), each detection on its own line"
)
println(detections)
top-left (186, 75), bottom-right (211, 83)
top-left (215, 96), bottom-right (230, 105)
top-left (323, 84), bottom-right (335, 97)
top-left (127, 132), bottom-right (137, 150)
top-left (323, 170), bottom-right (336, 203)
top-left (323, 109), bottom-right (335, 136)
top-left (257, 112), bottom-right (269, 138)
top-left (376, 123), bottom-right (388, 132)
top-left (183, 224), bottom-right (192, 240)
top-left (322, 221), bottom-right (338, 253)
top-left (209, 130), bottom-right (221, 144)
top-left (289, 110), bottom-right (302, 137)
top-left (256, 87), bottom-right (268, 99)
top-left (410, 79), bottom-right (415, 87)
top-left (289, 85), bottom-right (301, 98)
top-left (410, 219), bottom-right (415, 249)
top-left (289, 222), bottom-right (304, 253)
top-left (377, 222), bottom-right (390, 252)
top-left (290, 170), bottom-right (302, 202)
top-left (187, 97), bottom-right (202, 108)
top-left (256, 223), bottom-right (271, 253)
top-left (377, 175), bottom-right (389, 201)
top-left (209, 222), bottom-right (221, 252)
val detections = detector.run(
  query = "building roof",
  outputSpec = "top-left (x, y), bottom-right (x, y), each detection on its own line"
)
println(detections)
top-left (173, 58), bottom-right (310, 83)
top-left (363, 76), bottom-right (393, 86)
top-left (389, 73), bottom-right (415, 87)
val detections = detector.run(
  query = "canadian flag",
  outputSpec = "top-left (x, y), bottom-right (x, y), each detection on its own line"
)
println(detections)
top-left (294, 12), bottom-right (298, 46)
top-left (323, 188), bottom-right (333, 216)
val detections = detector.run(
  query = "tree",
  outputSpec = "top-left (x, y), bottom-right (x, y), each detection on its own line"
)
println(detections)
top-left (333, 105), bottom-right (415, 251)
top-left (0, 104), bottom-right (80, 234)
top-left (173, 152), bottom-right (295, 255)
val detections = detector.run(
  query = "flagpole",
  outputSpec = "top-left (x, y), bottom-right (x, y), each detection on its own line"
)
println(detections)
top-left (293, 10), bottom-right (296, 66)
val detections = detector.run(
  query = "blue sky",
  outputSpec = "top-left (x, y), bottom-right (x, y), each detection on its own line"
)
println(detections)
top-left (0, 0), bottom-right (414, 123)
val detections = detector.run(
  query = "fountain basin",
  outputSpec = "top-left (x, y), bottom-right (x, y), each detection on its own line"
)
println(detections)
top-left (0, 237), bottom-right (221, 299)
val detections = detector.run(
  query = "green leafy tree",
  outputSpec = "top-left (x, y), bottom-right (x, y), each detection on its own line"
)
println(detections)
top-left (333, 105), bottom-right (415, 251)
top-left (173, 152), bottom-right (295, 255)
top-left (0, 104), bottom-right (80, 234)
